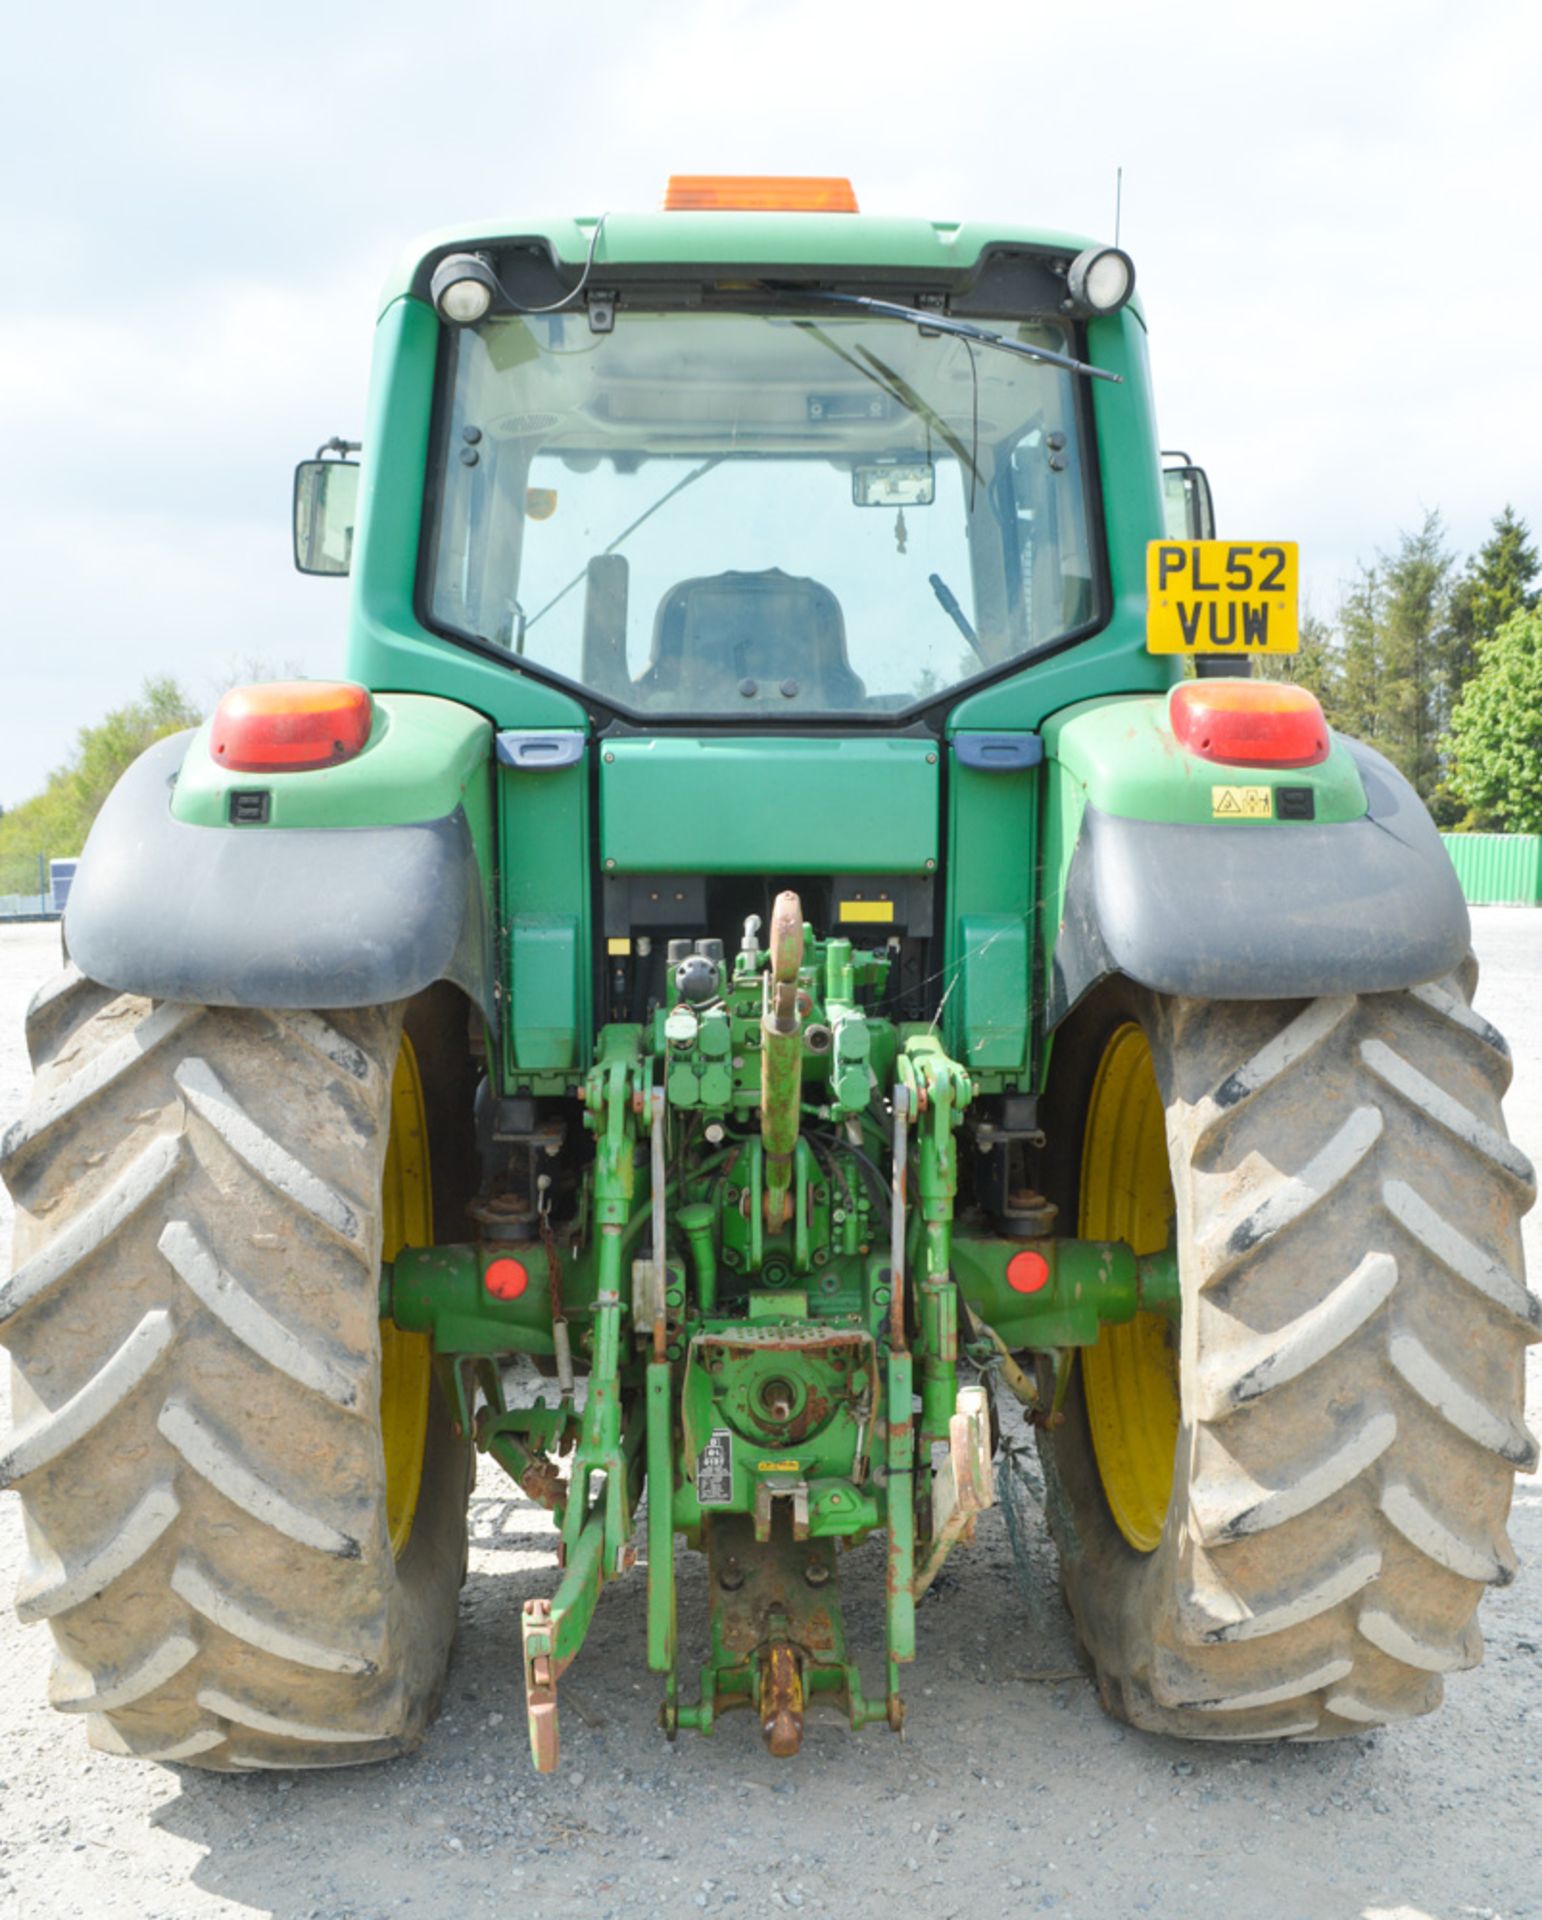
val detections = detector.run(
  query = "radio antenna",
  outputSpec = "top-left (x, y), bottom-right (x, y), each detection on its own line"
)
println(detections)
top-left (1114, 166), bottom-right (1124, 247)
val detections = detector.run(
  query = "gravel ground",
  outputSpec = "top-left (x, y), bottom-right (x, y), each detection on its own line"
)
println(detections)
top-left (1, 916), bottom-right (1537, 1920)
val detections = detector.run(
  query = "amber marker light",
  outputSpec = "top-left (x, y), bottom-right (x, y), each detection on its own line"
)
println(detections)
top-left (210, 681), bottom-right (374, 774)
top-left (1168, 679), bottom-right (1330, 769)
top-left (663, 175), bottom-right (860, 213)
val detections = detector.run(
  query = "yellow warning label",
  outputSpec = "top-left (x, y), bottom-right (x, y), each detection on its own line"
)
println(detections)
top-left (756, 1459), bottom-right (800, 1473)
top-left (606, 937), bottom-right (632, 956)
top-left (839, 900), bottom-right (895, 923)
top-left (1212, 785), bottom-right (1273, 819)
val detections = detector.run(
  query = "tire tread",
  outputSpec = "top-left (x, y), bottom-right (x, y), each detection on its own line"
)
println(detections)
top-left (1, 990), bottom-right (468, 1768)
top-left (1040, 967), bottom-right (1535, 1739)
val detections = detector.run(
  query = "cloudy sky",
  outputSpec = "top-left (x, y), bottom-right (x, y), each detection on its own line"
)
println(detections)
top-left (3, 0), bottom-right (1537, 808)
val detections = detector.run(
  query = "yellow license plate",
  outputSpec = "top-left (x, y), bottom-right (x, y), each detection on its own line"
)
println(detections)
top-left (1146, 541), bottom-right (1299, 654)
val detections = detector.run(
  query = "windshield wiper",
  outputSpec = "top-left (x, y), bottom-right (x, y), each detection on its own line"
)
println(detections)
top-left (791, 321), bottom-right (982, 489)
top-left (767, 288), bottom-right (1120, 383)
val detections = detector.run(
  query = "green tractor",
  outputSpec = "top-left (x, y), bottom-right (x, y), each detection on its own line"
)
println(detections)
top-left (3, 176), bottom-right (1535, 1773)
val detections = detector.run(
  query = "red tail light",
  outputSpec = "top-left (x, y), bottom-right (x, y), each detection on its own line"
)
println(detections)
top-left (1169, 680), bottom-right (1329, 769)
top-left (210, 681), bottom-right (373, 774)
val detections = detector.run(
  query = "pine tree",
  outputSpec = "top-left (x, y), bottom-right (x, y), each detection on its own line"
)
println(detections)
top-left (1447, 506), bottom-right (1540, 703)
top-left (1334, 564), bottom-right (1382, 747)
top-left (1259, 609), bottom-right (1340, 705)
top-left (1290, 609), bottom-right (1339, 704)
top-left (1375, 512), bottom-right (1452, 799)
top-left (1256, 510), bottom-right (1534, 821)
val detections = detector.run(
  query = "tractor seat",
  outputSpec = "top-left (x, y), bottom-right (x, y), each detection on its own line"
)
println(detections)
top-left (634, 569), bottom-right (866, 708)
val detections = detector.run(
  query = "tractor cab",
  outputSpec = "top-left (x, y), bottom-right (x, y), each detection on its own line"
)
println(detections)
top-left (415, 290), bottom-right (1104, 721)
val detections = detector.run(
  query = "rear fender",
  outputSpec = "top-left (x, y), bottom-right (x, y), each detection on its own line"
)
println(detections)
top-left (1041, 693), bottom-right (1469, 1034)
top-left (64, 695), bottom-right (499, 1028)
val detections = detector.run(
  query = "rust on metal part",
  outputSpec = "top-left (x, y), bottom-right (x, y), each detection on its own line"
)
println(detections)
top-left (886, 1508), bottom-right (913, 1621)
top-left (520, 1456), bottom-right (565, 1510)
top-left (540, 1191), bottom-right (566, 1324)
top-left (650, 1085), bottom-right (668, 1362)
top-left (889, 1089), bottom-right (909, 1353)
top-left (468, 1192), bottom-right (535, 1240)
top-left (914, 1384), bottom-right (995, 1599)
top-left (754, 1475), bottom-right (811, 1544)
top-left (761, 890), bottom-right (806, 1233)
top-left (692, 1324), bottom-right (873, 1454)
top-left (759, 1641), bottom-right (806, 1758)
top-left (767, 889), bottom-right (805, 987)
top-left (522, 1597), bottom-right (560, 1773)
top-left (707, 1516), bottom-right (841, 1659)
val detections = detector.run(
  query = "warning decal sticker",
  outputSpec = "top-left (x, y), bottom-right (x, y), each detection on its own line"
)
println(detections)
top-left (697, 1429), bottom-right (734, 1506)
top-left (1212, 785), bottom-right (1273, 819)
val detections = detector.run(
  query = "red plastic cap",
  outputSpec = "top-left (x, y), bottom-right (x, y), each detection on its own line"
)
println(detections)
top-left (1168, 680), bottom-right (1329, 769)
top-left (484, 1257), bottom-right (528, 1301)
top-left (1006, 1250), bottom-right (1051, 1295)
top-left (210, 681), bottom-right (373, 774)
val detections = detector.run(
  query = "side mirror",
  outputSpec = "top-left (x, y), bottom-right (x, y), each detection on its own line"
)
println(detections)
top-left (1161, 462), bottom-right (1215, 540)
top-left (293, 454), bottom-right (360, 576)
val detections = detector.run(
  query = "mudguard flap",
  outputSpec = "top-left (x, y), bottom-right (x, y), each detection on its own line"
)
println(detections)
top-left (1049, 737), bottom-right (1469, 1025)
top-left (64, 732), bottom-right (495, 1025)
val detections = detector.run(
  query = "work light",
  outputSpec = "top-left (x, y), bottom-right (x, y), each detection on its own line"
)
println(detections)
top-left (1065, 245), bottom-right (1136, 316)
top-left (430, 253), bottom-right (498, 325)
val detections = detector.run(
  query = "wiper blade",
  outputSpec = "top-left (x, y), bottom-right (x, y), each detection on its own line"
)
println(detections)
top-left (768, 287), bottom-right (1121, 383)
top-left (791, 320), bottom-right (982, 489)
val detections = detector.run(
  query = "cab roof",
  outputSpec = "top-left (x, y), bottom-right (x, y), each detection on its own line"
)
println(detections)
top-left (381, 211), bottom-right (1141, 322)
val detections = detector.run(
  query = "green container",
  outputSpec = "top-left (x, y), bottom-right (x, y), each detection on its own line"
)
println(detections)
top-left (1440, 833), bottom-right (1542, 905)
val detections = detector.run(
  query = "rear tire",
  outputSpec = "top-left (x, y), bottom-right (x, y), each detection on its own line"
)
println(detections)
top-left (1038, 963), bottom-right (1538, 1739)
top-left (0, 975), bottom-right (474, 1769)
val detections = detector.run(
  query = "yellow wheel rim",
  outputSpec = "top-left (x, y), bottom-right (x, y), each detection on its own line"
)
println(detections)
top-left (379, 1032), bottom-right (433, 1559)
top-left (1079, 1022), bottom-right (1180, 1553)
